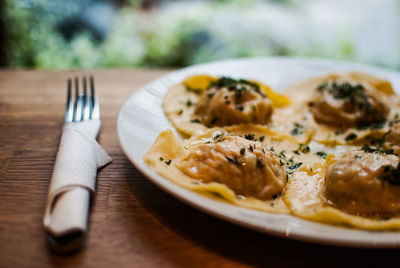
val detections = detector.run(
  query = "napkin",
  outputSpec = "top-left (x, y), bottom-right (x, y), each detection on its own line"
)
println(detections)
top-left (43, 119), bottom-right (111, 238)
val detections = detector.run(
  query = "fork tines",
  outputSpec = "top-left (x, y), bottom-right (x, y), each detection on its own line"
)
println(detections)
top-left (65, 76), bottom-right (99, 123)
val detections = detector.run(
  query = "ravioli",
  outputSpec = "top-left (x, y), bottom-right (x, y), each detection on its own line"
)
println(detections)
top-left (283, 72), bottom-right (400, 146)
top-left (280, 72), bottom-right (400, 229)
top-left (146, 71), bottom-right (400, 230)
top-left (144, 128), bottom-right (290, 213)
top-left (164, 75), bottom-right (290, 137)
top-left (284, 151), bottom-right (400, 230)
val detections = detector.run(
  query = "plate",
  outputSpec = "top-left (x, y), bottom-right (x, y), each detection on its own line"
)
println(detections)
top-left (117, 57), bottom-right (400, 248)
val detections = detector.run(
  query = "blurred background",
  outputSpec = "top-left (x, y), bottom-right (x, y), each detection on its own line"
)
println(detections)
top-left (1, 0), bottom-right (399, 69)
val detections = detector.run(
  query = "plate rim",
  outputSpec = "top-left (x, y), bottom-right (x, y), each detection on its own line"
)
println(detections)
top-left (117, 56), bottom-right (400, 248)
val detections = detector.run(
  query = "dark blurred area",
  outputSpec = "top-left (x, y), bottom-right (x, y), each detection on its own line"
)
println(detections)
top-left (1, 0), bottom-right (400, 69)
top-left (0, 1), bottom-right (7, 66)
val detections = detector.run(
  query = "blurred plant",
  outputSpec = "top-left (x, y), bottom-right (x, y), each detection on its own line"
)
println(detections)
top-left (3, 0), bottom-right (400, 69)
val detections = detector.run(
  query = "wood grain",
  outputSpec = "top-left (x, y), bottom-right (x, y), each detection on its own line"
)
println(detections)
top-left (0, 69), bottom-right (399, 268)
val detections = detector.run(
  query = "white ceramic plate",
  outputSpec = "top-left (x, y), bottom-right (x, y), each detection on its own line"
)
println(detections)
top-left (117, 57), bottom-right (400, 248)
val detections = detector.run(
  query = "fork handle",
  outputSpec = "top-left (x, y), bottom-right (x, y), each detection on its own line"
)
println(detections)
top-left (43, 120), bottom-right (111, 252)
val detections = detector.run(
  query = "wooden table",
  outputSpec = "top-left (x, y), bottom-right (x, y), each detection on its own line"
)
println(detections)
top-left (0, 70), bottom-right (398, 267)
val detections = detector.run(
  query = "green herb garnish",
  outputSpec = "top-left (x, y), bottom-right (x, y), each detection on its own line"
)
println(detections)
top-left (186, 99), bottom-right (193, 106)
top-left (316, 151), bottom-right (327, 159)
top-left (226, 156), bottom-right (240, 165)
top-left (345, 133), bottom-right (357, 141)
top-left (380, 163), bottom-right (400, 185)
top-left (256, 158), bottom-right (265, 169)
top-left (245, 133), bottom-right (256, 141)
top-left (288, 162), bottom-right (303, 171)
top-left (207, 77), bottom-right (266, 99)
top-left (235, 105), bottom-right (244, 111)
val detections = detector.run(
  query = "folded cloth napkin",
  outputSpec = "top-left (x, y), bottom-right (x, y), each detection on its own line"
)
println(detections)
top-left (43, 119), bottom-right (111, 239)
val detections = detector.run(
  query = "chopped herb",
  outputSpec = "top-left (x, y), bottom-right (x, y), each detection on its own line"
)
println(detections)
top-left (245, 133), bottom-right (256, 141)
top-left (235, 105), bottom-right (244, 111)
top-left (291, 128), bottom-right (302, 136)
top-left (226, 156), bottom-right (240, 165)
top-left (355, 155), bottom-right (361, 159)
top-left (190, 119), bottom-right (201, 123)
top-left (270, 146), bottom-right (275, 152)
top-left (362, 145), bottom-right (375, 153)
top-left (316, 151), bottom-right (327, 159)
top-left (380, 162), bottom-right (400, 185)
top-left (386, 148), bottom-right (395, 154)
top-left (291, 122), bottom-right (304, 136)
top-left (317, 81), bottom-right (328, 92)
top-left (259, 136), bottom-right (265, 142)
top-left (186, 99), bottom-right (193, 106)
top-left (279, 151), bottom-right (286, 158)
top-left (389, 114), bottom-right (400, 127)
top-left (302, 146), bottom-right (310, 154)
top-left (345, 133), bottom-right (357, 141)
top-left (356, 121), bottom-right (385, 130)
top-left (234, 88), bottom-right (244, 99)
top-left (177, 109), bottom-right (183, 115)
top-left (213, 133), bottom-right (224, 142)
top-left (270, 203), bottom-right (274, 207)
top-left (159, 157), bottom-right (164, 161)
top-left (165, 160), bottom-right (172, 165)
top-left (207, 92), bottom-right (215, 98)
top-left (288, 162), bottom-right (303, 171)
top-left (240, 148), bottom-right (246, 155)
top-left (279, 159), bottom-right (284, 166)
top-left (361, 144), bottom-right (395, 155)
top-left (249, 145), bottom-right (254, 152)
top-left (293, 150), bottom-right (300, 155)
top-left (207, 76), bottom-right (267, 99)
top-left (256, 158), bottom-right (265, 169)
top-left (225, 156), bottom-right (234, 163)
top-left (318, 81), bottom-right (386, 126)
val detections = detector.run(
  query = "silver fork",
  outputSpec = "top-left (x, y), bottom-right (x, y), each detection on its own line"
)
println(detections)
top-left (44, 75), bottom-right (111, 253)
top-left (65, 76), bottom-right (99, 123)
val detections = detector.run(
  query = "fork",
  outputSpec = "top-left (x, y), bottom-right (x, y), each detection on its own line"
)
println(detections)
top-left (43, 76), bottom-right (111, 253)
top-left (65, 76), bottom-right (99, 123)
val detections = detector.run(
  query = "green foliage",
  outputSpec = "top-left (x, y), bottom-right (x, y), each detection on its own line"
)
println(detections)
top-left (3, 0), bottom-right (400, 69)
